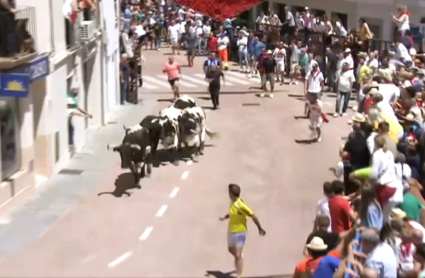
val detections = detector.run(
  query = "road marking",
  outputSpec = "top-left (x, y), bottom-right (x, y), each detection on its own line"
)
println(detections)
top-left (107, 252), bottom-right (132, 268)
top-left (226, 71), bottom-right (258, 83)
top-left (141, 82), bottom-right (159, 90)
top-left (157, 75), bottom-right (197, 88)
top-left (156, 205), bottom-right (168, 217)
top-left (143, 76), bottom-right (171, 87)
top-left (169, 187), bottom-right (180, 198)
top-left (186, 160), bottom-right (193, 165)
top-left (194, 74), bottom-right (234, 86)
top-left (178, 75), bottom-right (209, 86)
top-left (139, 227), bottom-right (153, 241)
top-left (181, 171), bottom-right (189, 180)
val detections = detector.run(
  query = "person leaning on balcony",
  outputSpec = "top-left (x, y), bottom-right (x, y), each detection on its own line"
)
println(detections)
top-left (358, 18), bottom-right (374, 53)
top-left (81, 0), bottom-right (97, 21)
top-left (0, 0), bottom-right (18, 58)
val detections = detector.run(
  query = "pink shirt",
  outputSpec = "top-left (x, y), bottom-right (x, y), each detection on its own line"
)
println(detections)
top-left (163, 62), bottom-right (180, 80)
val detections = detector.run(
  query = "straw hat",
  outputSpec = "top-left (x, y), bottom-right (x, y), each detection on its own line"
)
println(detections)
top-left (306, 237), bottom-right (328, 251)
top-left (358, 52), bottom-right (367, 58)
top-left (378, 69), bottom-right (393, 82)
top-left (352, 113), bottom-right (365, 123)
top-left (390, 208), bottom-right (407, 221)
top-left (369, 88), bottom-right (379, 95)
top-left (344, 48), bottom-right (351, 53)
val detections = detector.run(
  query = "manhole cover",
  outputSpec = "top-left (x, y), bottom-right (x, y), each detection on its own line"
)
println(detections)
top-left (242, 103), bottom-right (261, 106)
top-left (58, 169), bottom-right (84, 175)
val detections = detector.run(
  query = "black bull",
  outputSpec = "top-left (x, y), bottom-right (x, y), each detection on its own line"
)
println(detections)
top-left (107, 126), bottom-right (153, 184)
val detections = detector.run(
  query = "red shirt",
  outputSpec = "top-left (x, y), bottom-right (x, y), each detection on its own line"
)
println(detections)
top-left (363, 98), bottom-right (374, 114)
top-left (328, 195), bottom-right (352, 233)
top-left (209, 37), bottom-right (218, 52)
top-left (293, 256), bottom-right (323, 278)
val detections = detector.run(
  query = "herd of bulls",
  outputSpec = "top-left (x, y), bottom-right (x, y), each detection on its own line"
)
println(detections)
top-left (107, 95), bottom-right (218, 184)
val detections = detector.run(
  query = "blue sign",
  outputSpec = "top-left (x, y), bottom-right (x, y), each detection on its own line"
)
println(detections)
top-left (0, 73), bottom-right (30, 98)
top-left (10, 54), bottom-right (50, 83)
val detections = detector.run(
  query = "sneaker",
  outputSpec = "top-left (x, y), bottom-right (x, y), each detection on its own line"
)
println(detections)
top-left (352, 106), bottom-right (358, 112)
top-left (269, 93), bottom-right (274, 99)
top-left (260, 93), bottom-right (266, 98)
top-left (342, 113), bottom-right (347, 116)
top-left (316, 137), bottom-right (321, 142)
top-left (333, 113), bottom-right (339, 117)
top-left (295, 81), bottom-right (299, 85)
top-left (246, 74), bottom-right (252, 78)
top-left (239, 69), bottom-right (243, 72)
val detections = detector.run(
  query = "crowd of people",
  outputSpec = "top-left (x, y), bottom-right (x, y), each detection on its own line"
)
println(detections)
top-left (118, 1), bottom-right (425, 277)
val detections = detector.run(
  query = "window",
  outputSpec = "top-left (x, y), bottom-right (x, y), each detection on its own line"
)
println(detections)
top-left (310, 9), bottom-right (325, 17)
top-left (0, 98), bottom-right (21, 180)
top-left (369, 24), bottom-right (381, 39)
top-left (259, 1), bottom-right (269, 15)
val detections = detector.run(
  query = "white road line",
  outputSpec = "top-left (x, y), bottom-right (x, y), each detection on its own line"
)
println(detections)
top-left (186, 160), bottom-right (193, 165)
top-left (141, 82), bottom-right (159, 90)
top-left (169, 187), bottom-right (180, 198)
top-left (194, 74), bottom-right (234, 86)
top-left (156, 205), bottom-right (168, 217)
top-left (143, 76), bottom-right (171, 87)
top-left (156, 75), bottom-right (197, 88)
top-left (181, 171), bottom-right (189, 180)
top-left (107, 252), bottom-right (132, 268)
top-left (222, 74), bottom-right (251, 85)
top-left (139, 227), bottom-right (153, 241)
top-left (178, 75), bottom-right (209, 86)
top-left (226, 71), bottom-right (258, 83)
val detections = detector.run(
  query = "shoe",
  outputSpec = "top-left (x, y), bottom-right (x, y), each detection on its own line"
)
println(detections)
top-left (295, 81), bottom-right (299, 85)
top-left (260, 93), bottom-right (266, 97)
top-left (316, 137), bottom-right (321, 142)
top-left (333, 113), bottom-right (339, 117)
top-left (246, 74), bottom-right (252, 78)
top-left (342, 113), bottom-right (347, 116)
top-left (269, 93), bottom-right (274, 99)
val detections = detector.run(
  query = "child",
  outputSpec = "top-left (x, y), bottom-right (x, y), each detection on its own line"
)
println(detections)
top-left (307, 96), bottom-right (325, 142)
top-left (315, 182), bottom-right (333, 232)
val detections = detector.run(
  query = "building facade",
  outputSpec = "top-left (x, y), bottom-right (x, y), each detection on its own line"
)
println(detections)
top-left (248, 0), bottom-right (425, 41)
top-left (0, 0), bottom-right (120, 207)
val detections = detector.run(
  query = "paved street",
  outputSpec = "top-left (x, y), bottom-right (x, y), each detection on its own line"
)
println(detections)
top-left (0, 48), bottom-right (353, 277)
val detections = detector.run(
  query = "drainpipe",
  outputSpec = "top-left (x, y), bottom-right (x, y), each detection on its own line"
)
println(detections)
top-left (48, 0), bottom-right (55, 54)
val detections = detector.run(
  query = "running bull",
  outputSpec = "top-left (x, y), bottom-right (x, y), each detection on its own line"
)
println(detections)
top-left (107, 125), bottom-right (153, 184)
top-left (178, 106), bottom-right (218, 156)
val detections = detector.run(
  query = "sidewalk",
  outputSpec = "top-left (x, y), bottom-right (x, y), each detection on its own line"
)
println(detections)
top-left (0, 98), bottom-right (159, 260)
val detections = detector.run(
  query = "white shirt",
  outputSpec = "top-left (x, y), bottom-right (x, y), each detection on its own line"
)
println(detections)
top-left (63, 0), bottom-right (73, 18)
top-left (273, 48), bottom-right (286, 62)
top-left (394, 238), bottom-right (415, 272)
top-left (177, 8), bottom-right (185, 20)
top-left (179, 21), bottom-right (186, 34)
top-left (377, 83), bottom-right (400, 118)
top-left (335, 21), bottom-right (347, 36)
top-left (370, 149), bottom-right (398, 188)
top-left (367, 58), bottom-right (379, 71)
top-left (309, 100), bottom-right (323, 119)
top-left (195, 26), bottom-right (203, 36)
top-left (316, 198), bottom-right (331, 232)
top-left (217, 36), bottom-right (229, 51)
top-left (306, 69), bottom-right (324, 93)
top-left (396, 43), bottom-right (413, 62)
top-left (135, 25), bottom-right (146, 38)
top-left (237, 36), bottom-right (248, 52)
top-left (365, 242), bottom-right (398, 278)
top-left (340, 55), bottom-right (354, 74)
top-left (168, 24), bottom-right (179, 39)
top-left (203, 25), bottom-right (211, 36)
top-left (337, 70), bottom-right (355, 92)
top-left (397, 14), bottom-right (410, 31)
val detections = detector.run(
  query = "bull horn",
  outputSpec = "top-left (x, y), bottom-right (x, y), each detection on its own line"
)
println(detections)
top-left (130, 144), bottom-right (142, 150)
top-left (123, 125), bottom-right (127, 131)
top-left (107, 144), bottom-right (120, 150)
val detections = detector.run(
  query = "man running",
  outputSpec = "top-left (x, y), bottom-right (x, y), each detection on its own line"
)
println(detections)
top-left (220, 183), bottom-right (266, 278)
top-left (186, 29), bottom-right (197, 67)
top-left (205, 65), bottom-right (225, 109)
top-left (203, 52), bottom-right (220, 74)
top-left (260, 50), bottom-right (277, 98)
top-left (162, 56), bottom-right (181, 101)
top-left (273, 41), bottom-right (287, 83)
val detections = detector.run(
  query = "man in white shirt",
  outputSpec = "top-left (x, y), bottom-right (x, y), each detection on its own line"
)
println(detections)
top-left (217, 32), bottom-right (230, 70)
top-left (395, 37), bottom-right (413, 67)
top-left (339, 48), bottom-right (354, 75)
top-left (237, 30), bottom-right (248, 72)
top-left (273, 42), bottom-right (286, 83)
top-left (168, 20), bottom-right (180, 55)
top-left (334, 62), bottom-right (355, 117)
top-left (362, 229), bottom-right (398, 278)
top-left (305, 63), bottom-right (324, 98)
top-left (283, 7), bottom-right (295, 36)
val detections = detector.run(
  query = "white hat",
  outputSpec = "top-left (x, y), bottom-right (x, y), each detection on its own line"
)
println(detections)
top-left (344, 48), bottom-right (351, 53)
top-left (369, 88), bottom-right (379, 95)
top-left (306, 237), bottom-right (328, 251)
top-left (267, 50), bottom-right (273, 54)
top-left (352, 112), bottom-right (365, 123)
top-left (390, 208), bottom-right (407, 221)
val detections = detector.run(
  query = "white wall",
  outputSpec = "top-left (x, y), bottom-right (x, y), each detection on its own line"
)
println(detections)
top-left (86, 41), bottom-right (103, 127)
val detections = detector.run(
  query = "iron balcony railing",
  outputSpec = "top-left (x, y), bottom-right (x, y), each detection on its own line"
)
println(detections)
top-left (0, 6), bottom-right (37, 58)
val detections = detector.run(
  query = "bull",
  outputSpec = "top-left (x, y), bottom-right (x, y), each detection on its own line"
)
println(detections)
top-left (158, 106), bottom-right (183, 165)
top-left (178, 106), bottom-right (218, 156)
top-left (108, 125), bottom-right (152, 184)
top-left (173, 95), bottom-right (197, 110)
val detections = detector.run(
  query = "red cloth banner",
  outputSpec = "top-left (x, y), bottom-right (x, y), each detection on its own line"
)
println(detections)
top-left (172, 0), bottom-right (265, 21)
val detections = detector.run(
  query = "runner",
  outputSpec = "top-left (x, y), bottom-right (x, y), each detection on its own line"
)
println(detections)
top-left (304, 63), bottom-right (323, 116)
top-left (186, 29), bottom-right (197, 67)
top-left (205, 65), bottom-right (225, 109)
top-left (203, 52), bottom-right (220, 74)
top-left (307, 95), bottom-right (324, 142)
top-left (220, 184), bottom-right (266, 278)
top-left (162, 56), bottom-right (181, 101)
top-left (168, 20), bottom-right (180, 55)
top-left (273, 41), bottom-right (287, 83)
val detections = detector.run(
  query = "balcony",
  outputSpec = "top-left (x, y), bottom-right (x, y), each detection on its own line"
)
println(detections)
top-left (66, 6), bottom-right (98, 51)
top-left (0, 7), bottom-right (38, 70)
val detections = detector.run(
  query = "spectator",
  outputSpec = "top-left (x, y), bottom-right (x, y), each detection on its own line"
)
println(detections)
top-left (328, 180), bottom-right (357, 233)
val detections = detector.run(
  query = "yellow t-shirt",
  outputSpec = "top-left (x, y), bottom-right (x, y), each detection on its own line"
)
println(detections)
top-left (373, 111), bottom-right (403, 143)
top-left (359, 65), bottom-right (371, 84)
top-left (228, 198), bottom-right (254, 233)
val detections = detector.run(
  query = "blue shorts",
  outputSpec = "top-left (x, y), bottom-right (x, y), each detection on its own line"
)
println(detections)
top-left (227, 232), bottom-right (246, 247)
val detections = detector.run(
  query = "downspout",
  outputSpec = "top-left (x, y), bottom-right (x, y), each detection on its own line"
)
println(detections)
top-left (99, 0), bottom-right (106, 125)
top-left (48, 0), bottom-right (55, 54)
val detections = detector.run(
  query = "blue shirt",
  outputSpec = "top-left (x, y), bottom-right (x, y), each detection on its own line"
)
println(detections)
top-left (312, 256), bottom-right (342, 278)
top-left (254, 42), bottom-right (265, 58)
top-left (248, 38), bottom-right (255, 54)
top-left (363, 203), bottom-right (383, 230)
top-left (204, 59), bottom-right (220, 68)
top-left (224, 19), bottom-right (232, 29)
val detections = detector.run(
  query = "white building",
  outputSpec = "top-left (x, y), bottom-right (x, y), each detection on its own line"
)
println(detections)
top-left (0, 0), bottom-right (120, 207)
top-left (250, 0), bottom-right (425, 41)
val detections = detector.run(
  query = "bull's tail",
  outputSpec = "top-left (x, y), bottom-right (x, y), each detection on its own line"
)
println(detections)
top-left (205, 127), bottom-right (219, 139)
